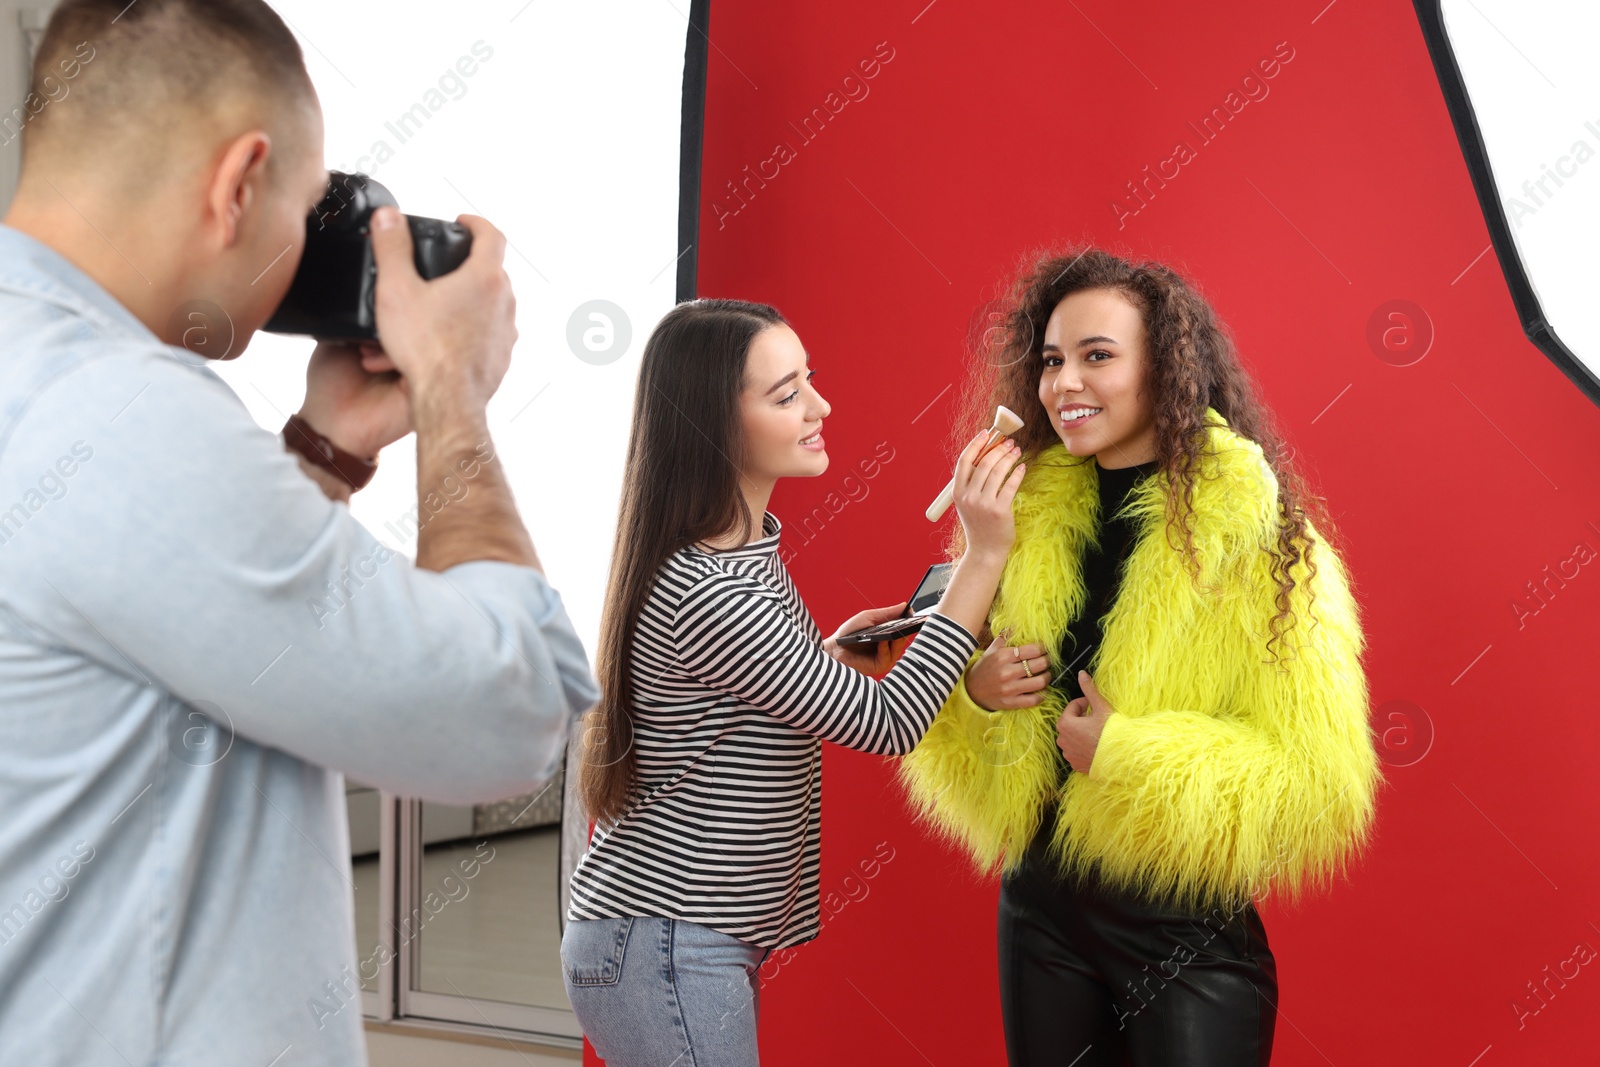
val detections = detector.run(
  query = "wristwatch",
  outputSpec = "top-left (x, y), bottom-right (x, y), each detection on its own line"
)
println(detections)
top-left (282, 413), bottom-right (378, 491)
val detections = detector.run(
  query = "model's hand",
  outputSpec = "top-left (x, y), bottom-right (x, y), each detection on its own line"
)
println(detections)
top-left (1057, 670), bottom-right (1115, 773)
top-left (824, 602), bottom-right (915, 677)
top-left (965, 631), bottom-right (1049, 710)
top-left (296, 340), bottom-right (413, 460)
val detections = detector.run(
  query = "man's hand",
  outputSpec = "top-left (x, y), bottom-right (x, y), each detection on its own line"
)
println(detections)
top-left (823, 602), bottom-right (915, 677)
top-left (1057, 670), bottom-right (1115, 774)
top-left (368, 207), bottom-right (517, 410)
top-left (360, 205), bottom-right (535, 572)
top-left (296, 340), bottom-right (414, 460)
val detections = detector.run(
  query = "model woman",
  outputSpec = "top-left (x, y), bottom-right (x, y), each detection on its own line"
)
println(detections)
top-left (562, 299), bottom-right (1023, 1066)
top-left (899, 249), bottom-right (1381, 1065)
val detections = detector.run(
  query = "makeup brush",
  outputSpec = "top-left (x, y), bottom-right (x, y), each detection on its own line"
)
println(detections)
top-left (925, 404), bottom-right (1025, 522)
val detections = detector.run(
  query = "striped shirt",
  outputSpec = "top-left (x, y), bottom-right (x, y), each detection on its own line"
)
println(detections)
top-left (567, 511), bottom-right (979, 949)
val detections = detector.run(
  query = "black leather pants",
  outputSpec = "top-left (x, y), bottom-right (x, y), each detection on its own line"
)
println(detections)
top-left (997, 818), bottom-right (1277, 1066)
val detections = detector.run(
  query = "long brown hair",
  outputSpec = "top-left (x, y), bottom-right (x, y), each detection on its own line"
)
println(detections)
top-left (580, 298), bottom-right (786, 827)
top-left (949, 246), bottom-right (1343, 665)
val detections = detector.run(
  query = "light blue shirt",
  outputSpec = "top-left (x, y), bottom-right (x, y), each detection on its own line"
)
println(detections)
top-left (0, 224), bottom-right (600, 1065)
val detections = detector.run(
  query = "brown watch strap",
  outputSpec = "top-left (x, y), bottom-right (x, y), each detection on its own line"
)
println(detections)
top-left (283, 413), bottom-right (378, 491)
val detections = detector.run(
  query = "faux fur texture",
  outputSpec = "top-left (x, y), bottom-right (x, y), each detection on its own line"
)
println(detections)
top-left (897, 408), bottom-right (1380, 910)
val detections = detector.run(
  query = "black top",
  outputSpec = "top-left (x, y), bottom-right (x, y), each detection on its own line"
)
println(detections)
top-left (1050, 455), bottom-right (1161, 781)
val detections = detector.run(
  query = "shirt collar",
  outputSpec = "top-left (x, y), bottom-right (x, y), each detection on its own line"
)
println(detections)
top-left (0, 223), bottom-right (212, 371)
top-left (688, 511), bottom-right (782, 560)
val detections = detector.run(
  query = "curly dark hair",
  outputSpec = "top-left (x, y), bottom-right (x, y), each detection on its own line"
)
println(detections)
top-left (946, 246), bottom-right (1346, 665)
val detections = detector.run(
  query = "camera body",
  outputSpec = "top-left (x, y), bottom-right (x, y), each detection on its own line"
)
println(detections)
top-left (263, 171), bottom-right (471, 342)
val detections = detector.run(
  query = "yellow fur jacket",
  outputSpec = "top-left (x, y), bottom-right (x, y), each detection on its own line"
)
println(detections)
top-left (898, 409), bottom-right (1380, 910)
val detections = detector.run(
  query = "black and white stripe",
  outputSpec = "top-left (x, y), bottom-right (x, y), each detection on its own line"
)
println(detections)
top-left (566, 512), bottom-right (978, 949)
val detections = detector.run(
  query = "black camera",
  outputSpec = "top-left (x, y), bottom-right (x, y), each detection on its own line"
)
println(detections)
top-left (263, 171), bottom-right (471, 342)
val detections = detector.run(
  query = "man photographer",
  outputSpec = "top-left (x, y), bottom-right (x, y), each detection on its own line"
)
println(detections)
top-left (0, 2), bottom-right (596, 1064)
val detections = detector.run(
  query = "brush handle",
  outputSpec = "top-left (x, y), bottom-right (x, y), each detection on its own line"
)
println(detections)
top-left (925, 429), bottom-right (1002, 522)
top-left (925, 479), bottom-right (957, 522)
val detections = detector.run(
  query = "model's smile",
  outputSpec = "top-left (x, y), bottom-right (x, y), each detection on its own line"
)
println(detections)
top-left (1058, 403), bottom-right (1103, 428)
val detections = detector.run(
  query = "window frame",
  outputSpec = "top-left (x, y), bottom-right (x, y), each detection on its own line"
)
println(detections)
top-left (391, 795), bottom-right (585, 1046)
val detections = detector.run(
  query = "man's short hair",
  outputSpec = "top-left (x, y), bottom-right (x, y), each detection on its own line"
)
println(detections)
top-left (19, 0), bottom-right (317, 183)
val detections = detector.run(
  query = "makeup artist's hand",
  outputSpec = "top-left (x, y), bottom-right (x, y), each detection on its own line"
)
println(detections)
top-left (824, 603), bottom-right (916, 677)
top-left (965, 632), bottom-right (1049, 711)
top-left (1057, 670), bottom-right (1115, 774)
top-left (925, 433), bottom-right (1026, 647)
top-left (951, 431), bottom-right (1025, 561)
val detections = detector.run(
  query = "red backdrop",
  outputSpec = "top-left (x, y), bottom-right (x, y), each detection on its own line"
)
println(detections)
top-left (591, 1), bottom-right (1600, 1062)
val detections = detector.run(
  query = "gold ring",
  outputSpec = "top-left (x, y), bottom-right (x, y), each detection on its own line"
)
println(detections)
top-left (1021, 659), bottom-right (1033, 678)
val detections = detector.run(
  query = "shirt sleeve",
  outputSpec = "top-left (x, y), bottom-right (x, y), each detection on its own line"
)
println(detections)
top-left (669, 568), bottom-right (979, 756)
top-left (0, 344), bottom-right (598, 805)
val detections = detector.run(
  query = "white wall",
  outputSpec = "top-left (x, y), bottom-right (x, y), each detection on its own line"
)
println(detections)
top-left (0, 3), bottom-right (53, 212)
top-left (214, 0), bottom-right (687, 666)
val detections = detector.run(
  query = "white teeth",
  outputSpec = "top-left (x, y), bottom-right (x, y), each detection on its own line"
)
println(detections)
top-left (800, 431), bottom-right (821, 444)
top-left (1060, 407), bottom-right (1102, 423)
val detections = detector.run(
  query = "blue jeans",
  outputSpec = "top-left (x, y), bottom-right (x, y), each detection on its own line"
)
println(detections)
top-left (562, 916), bottom-right (773, 1066)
